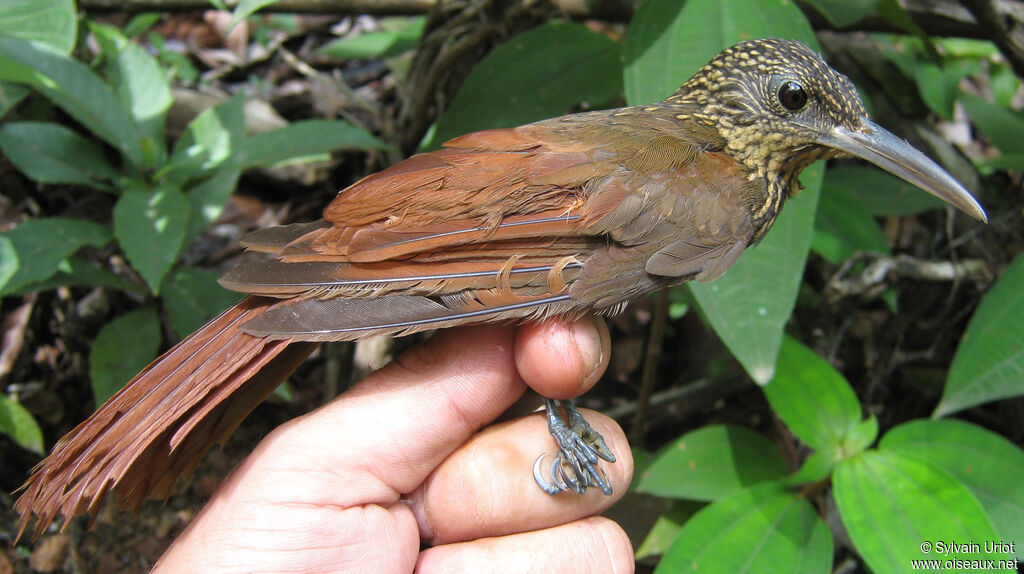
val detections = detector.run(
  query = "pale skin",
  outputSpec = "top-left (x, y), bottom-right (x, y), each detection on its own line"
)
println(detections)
top-left (154, 318), bottom-right (635, 573)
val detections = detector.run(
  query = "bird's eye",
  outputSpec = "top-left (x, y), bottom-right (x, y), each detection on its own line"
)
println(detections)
top-left (777, 81), bottom-right (808, 111)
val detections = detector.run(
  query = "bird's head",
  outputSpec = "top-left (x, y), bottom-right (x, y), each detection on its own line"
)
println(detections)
top-left (669, 38), bottom-right (987, 222)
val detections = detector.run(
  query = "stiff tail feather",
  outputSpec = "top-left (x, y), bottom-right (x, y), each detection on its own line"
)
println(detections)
top-left (15, 296), bottom-right (316, 540)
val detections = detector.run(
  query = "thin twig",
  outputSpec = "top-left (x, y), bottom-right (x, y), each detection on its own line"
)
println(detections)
top-left (630, 290), bottom-right (667, 447)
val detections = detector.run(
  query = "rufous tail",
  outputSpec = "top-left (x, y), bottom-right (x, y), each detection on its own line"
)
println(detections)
top-left (15, 296), bottom-right (315, 540)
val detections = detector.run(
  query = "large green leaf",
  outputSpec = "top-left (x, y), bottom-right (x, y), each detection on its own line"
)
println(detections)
top-left (800, 0), bottom-right (878, 27)
top-left (162, 267), bottom-right (242, 338)
top-left (812, 183), bottom-right (890, 264)
top-left (821, 165), bottom-right (946, 216)
top-left (834, 450), bottom-right (1007, 573)
top-left (0, 217), bottom-right (112, 295)
top-left (0, 38), bottom-right (144, 168)
top-left (0, 394), bottom-right (44, 455)
top-left (623, 0), bottom-right (818, 106)
top-left (635, 500), bottom-right (704, 560)
top-left (935, 251), bottom-right (1024, 416)
top-left (882, 419), bottom-right (1024, 557)
top-left (690, 164), bottom-right (823, 383)
top-left (635, 425), bottom-right (788, 500)
top-left (0, 121), bottom-right (119, 189)
top-left (113, 185), bottom-right (190, 294)
top-left (959, 94), bottom-right (1024, 155)
top-left (656, 482), bottom-right (832, 574)
top-left (0, 0), bottom-right (76, 116)
top-left (427, 21), bottom-right (623, 147)
top-left (89, 308), bottom-right (161, 405)
top-left (91, 23), bottom-right (173, 169)
top-left (764, 337), bottom-right (863, 451)
top-left (6, 256), bottom-right (137, 295)
top-left (0, 0), bottom-right (76, 53)
top-left (230, 119), bottom-right (387, 170)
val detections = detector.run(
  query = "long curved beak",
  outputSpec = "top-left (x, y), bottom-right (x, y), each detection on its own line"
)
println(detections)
top-left (817, 119), bottom-right (987, 223)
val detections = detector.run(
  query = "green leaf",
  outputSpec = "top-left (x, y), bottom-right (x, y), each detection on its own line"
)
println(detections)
top-left (668, 286), bottom-right (690, 320)
top-left (162, 267), bottom-right (242, 338)
top-left (231, 119), bottom-right (386, 170)
top-left (89, 308), bottom-right (161, 405)
top-left (812, 182), bottom-right (890, 264)
top-left (800, 0), bottom-right (878, 27)
top-left (0, 217), bottom-right (112, 295)
top-left (960, 94), bottom-right (1024, 155)
top-left (785, 448), bottom-right (837, 485)
top-left (882, 419), bottom-right (1024, 556)
top-left (0, 122), bottom-right (119, 188)
top-left (318, 16), bottom-right (426, 60)
top-left (913, 62), bottom-right (969, 120)
top-left (166, 93), bottom-right (246, 184)
top-left (635, 500), bottom-right (704, 560)
top-left (834, 450), bottom-right (1007, 573)
top-left (822, 165), bottom-right (946, 216)
top-left (0, 0), bottom-right (76, 115)
top-left (635, 425), bottom-right (788, 500)
top-left (123, 13), bottom-right (162, 39)
top-left (90, 22), bottom-right (172, 169)
top-left (113, 185), bottom-right (190, 294)
top-left (0, 0), bottom-right (77, 53)
top-left (7, 256), bottom-right (138, 295)
top-left (656, 482), bottom-right (833, 574)
top-left (935, 251), bottom-right (1024, 416)
top-left (0, 394), bottom-right (44, 455)
top-left (428, 21), bottom-right (623, 147)
top-left (0, 38), bottom-right (144, 168)
top-left (229, 0), bottom-right (278, 31)
top-left (690, 163), bottom-right (823, 384)
top-left (765, 337), bottom-right (863, 451)
top-left (183, 168), bottom-right (241, 250)
top-left (0, 236), bottom-right (16, 290)
top-left (990, 65), bottom-right (1021, 109)
top-left (875, 0), bottom-right (932, 50)
top-left (843, 415), bottom-right (878, 454)
top-left (980, 153), bottom-right (1024, 171)
top-left (0, 82), bottom-right (30, 118)
top-left (623, 0), bottom-right (818, 106)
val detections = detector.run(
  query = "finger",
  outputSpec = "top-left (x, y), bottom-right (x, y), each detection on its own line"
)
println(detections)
top-left (239, 325), bottom-right (530, 507)
top-left (408, 409), bottom-right (632, 545)
top-left (416, 517), bottom-right (635, 574)
top-left (515, 316), bottom-right (610, 400)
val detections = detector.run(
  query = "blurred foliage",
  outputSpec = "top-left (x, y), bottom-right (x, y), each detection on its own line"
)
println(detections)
top-left (0, 0), bottom-right (386, 450)
top-left (1, 0), bottom-right (1022, 571)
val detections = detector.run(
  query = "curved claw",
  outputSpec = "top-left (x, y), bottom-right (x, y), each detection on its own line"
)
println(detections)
top-left (554, 454), bottom-right (586, 494)
top-left (533, 454), bottom-right (563, 494)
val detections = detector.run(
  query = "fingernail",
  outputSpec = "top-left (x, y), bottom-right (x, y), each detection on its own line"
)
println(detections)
top-left (572, 316), bottom-right (606, 387)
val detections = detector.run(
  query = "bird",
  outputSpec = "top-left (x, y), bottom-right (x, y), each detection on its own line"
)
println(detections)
top-left (15, 38), bottom-right (986, 539)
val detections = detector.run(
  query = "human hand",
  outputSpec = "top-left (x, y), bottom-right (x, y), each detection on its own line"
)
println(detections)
top-left (154, 319), bottom-right (634, 573)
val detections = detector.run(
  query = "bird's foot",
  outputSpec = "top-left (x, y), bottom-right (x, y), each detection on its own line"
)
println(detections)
top-left (533, 398), bottom-right (616, 495)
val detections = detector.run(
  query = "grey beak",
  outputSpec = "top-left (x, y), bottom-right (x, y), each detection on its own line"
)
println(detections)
top-left (818, 118), bottom-right (987, 223)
